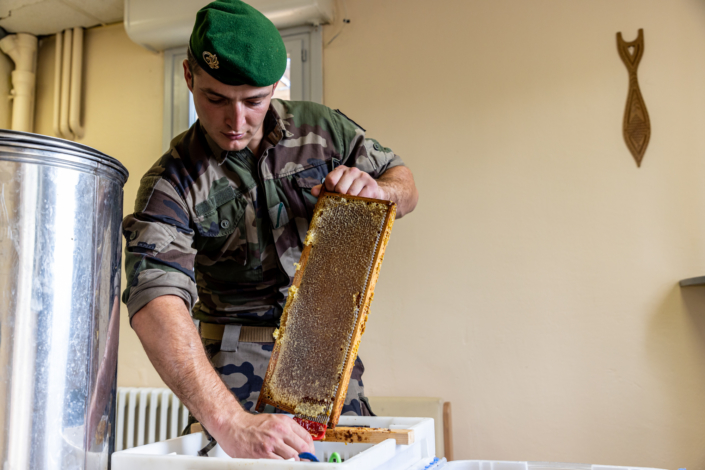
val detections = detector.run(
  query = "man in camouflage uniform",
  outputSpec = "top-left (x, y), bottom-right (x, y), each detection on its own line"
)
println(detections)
top-left (122, 0), bottom-right (418, 461)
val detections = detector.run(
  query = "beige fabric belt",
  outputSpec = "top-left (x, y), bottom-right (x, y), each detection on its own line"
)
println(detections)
top-left (200, 323), bottom-right (276, 343)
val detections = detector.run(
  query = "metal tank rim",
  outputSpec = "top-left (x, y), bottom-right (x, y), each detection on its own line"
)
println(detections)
top-left (0, 129), bottom-right (129, 185)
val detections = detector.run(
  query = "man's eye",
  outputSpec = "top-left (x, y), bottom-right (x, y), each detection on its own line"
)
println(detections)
top-left (248, 101), bottom-right (263, 107)
top-left (207, 97), bottom-right (224, 104)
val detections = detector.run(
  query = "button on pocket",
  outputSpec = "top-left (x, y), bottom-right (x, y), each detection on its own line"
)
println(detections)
top-left (194, 186), bottom-right (245, 238)
top-left (194, 192), bottom-right (249, 266)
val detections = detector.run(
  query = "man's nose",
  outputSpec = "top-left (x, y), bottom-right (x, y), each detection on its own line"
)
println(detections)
top-left (226, 103), bottom-right (247, 131)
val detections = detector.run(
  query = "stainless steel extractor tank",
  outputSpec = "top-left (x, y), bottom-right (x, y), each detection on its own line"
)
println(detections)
top-left (0, 130), bottom-right (128, 469)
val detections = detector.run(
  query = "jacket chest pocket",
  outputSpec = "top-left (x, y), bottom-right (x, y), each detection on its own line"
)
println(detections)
top-left (294, 177), bottom-right (320, 220)
top-left (194, 186), bottom-right (248, 265)
top-left (291, 161), bottom-right (334, 220)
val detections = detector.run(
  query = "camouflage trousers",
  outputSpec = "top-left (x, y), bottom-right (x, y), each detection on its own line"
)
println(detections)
top-left (184, 324), bottom-right (373, 434)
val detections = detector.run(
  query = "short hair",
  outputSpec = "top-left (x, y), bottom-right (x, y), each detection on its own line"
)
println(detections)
top-left (186, 47), bottom-right (202, 76)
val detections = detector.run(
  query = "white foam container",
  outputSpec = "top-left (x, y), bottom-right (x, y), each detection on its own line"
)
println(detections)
top-left (111, 416), bottom-right (437, 470)
top-left (416, 461), bottom-right (667, 470)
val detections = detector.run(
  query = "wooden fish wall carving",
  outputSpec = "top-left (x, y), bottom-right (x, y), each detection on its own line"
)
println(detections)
top-left (617, 29), bottom-right (650, 167)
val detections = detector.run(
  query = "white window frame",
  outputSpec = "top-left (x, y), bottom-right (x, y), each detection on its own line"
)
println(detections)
top-left (279, 25), bottom-right (323, 103)
top-left (162, 25), bottom-right (323, 152)
top-left (162, 47), bottom-right (191, 152)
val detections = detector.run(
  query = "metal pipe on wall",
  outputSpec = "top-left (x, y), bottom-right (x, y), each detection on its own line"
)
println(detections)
top-left (59, 28), bottom-right (73, 139)
top-left (69, 27), bottom-right (85, 139)
top-left (54, 27), bottom-right (85, 140)
top-left (53, 32), bottom-right (63, 137)
top-left (0, 33), bottom-right (38, 133)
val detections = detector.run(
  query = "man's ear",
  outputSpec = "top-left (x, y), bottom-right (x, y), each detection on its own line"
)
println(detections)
top-left (271, 81), bottom-right (279, 94)
top-left (183, 59), bottom-right (194, 92)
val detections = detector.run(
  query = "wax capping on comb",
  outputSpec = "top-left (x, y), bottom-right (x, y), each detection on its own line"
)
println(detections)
top-left (256, 192), bottom-right (396, 436)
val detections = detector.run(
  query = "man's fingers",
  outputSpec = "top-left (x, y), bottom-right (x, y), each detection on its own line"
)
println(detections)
top-left (319, 165), bottom-right (382, 201)
top-left (347, 178), bottom-right (368, 197)
top-left (324, 166), bottom-right (346, 191)
top-left (333, 167), bottom-right (366, 195)
top-left (288, 420), bottom-right (315, 452)
top-left (334, 174), bottom-right (355, 195)
top-left (296, 426), bottom-right (314, 453)
top-left (282, 430), bottom-right (313, 456)
top-left (329, 167), bottom-right (354, 194)
top-left (272, 441), bottom-right (300, 461)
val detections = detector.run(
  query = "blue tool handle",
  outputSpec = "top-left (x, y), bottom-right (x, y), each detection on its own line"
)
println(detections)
top-left (298, 452), bottom-right (320, 462)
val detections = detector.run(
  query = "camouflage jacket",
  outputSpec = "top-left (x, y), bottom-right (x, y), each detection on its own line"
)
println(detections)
top-left (122, 99), bottom-right (404, 326)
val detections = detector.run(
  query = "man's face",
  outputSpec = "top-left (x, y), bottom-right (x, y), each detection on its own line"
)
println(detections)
top-left (184, 60), bottom-right (276, 152)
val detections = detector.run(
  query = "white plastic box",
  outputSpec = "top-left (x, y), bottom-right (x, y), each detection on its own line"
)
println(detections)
top-left (111, 416), bottom-right (437, 470)
top-left (415, 461), bottom-right (667, 470)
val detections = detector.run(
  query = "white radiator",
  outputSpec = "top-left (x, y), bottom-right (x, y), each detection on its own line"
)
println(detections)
top-left (115, 387), bottom-right (190, 451)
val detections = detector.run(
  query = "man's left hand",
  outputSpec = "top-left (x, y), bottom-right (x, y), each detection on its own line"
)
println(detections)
top-left (311, 165), bottom-right (387, 199)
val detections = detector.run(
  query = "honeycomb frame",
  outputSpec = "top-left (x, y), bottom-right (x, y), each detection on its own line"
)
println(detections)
top-left (255, 191), bottom-right (396, 427)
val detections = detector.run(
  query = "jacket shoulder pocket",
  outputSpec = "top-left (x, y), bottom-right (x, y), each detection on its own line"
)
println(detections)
top-left (123, 217), bottom-right (177, 255)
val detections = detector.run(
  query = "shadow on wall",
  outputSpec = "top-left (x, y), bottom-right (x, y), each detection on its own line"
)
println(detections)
top-left (648, 284), bottom-right (705, 468)
top-left (678, 285), bottom-right (705, 358)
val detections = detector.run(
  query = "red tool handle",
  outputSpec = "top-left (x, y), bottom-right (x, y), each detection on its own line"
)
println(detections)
top-left (294, 417), bottom-right (327, 440)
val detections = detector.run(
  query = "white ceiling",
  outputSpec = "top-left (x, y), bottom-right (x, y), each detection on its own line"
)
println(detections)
top-left (0, 0), bottom-right (123, 36)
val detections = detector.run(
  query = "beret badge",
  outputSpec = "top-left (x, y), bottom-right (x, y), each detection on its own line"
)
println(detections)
top-left (203, 51), bottom-right (220, 69)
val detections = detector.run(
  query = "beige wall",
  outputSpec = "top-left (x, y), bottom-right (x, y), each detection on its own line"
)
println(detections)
top-left (324, 0), bottom-right (705, 468)
top-left (22, 0), bottom-right (705, 468)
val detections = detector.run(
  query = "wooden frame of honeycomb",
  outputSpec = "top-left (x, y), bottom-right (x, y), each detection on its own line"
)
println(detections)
top-left (255, 192), bottom-right (396, 428)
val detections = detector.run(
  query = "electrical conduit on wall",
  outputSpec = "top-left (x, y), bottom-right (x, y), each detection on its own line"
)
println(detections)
top-left (0, 33), bottom-right (38, 133)
top-left (54, 27), bottom-right (85, 140)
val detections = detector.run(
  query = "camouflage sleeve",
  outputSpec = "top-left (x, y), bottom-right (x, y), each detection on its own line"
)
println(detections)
top-left (331, 110), bottom-right (406, 179)
top-left (122, 174), bottom-right (198, 321)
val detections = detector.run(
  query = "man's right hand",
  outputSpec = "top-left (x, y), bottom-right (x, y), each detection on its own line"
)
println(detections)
top-left (132, 295), bottom-right (315, 460)
top-left (210, 410), bottom-right (315, 460)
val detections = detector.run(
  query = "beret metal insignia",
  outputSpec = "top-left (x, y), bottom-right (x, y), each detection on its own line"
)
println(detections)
top-left (203, 51), bottom-right (220, 70)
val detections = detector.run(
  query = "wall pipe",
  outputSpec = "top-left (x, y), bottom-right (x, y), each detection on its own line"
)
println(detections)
top-left (59, 29), bottom-right (73, 140)
top-left (69, 27), bottom-right (84, 139)
top-left (52, 32), bottom-right (63, 138)
top-left (53, 27), bottom-right (85, 140)
top-left (0, 33), bottom-right (38, 133)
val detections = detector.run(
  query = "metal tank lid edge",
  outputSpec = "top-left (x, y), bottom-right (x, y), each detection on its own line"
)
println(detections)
top-left (0, 129), bottom-right (129, 185)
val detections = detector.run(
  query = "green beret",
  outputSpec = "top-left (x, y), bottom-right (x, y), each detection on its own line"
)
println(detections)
top-left (189, 0), bottom-right (287, 87)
